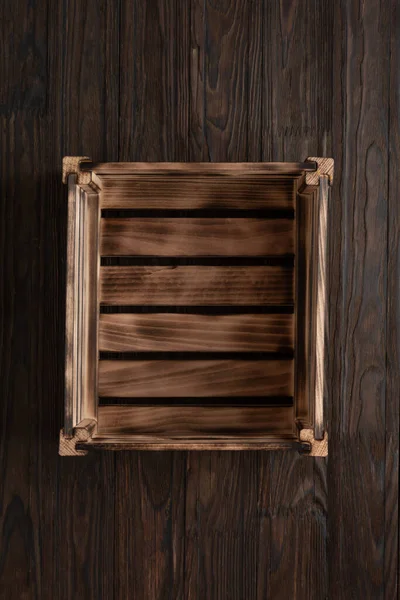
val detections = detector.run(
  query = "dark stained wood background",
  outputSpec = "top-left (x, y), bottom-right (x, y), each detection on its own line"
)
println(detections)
top-left (0, 0), bottom-right (398, 598)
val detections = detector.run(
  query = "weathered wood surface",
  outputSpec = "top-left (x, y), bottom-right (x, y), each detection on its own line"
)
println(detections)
top-left (99, 174), bottom-right (298, 209)
top-left (97, 405), bottom-right (294, 436)
top-left (99, 313), bottom-right (294, 352)
top-left (100, 217), bottom-right (294, 256)
top-left (98, 359), bottom-right (294, 398)
top-left (100, 265), bottom-right (294, 305)
top-left (328, 1), bottom-right (391, 598)
top-left (91, 162), bottom-right (315, 173)
top-left (1, 1), bottom-right (118, 598)
top-left (386, 1), bottom-right (400, 597)
top-left (1, 0), bottom-right (397, 599)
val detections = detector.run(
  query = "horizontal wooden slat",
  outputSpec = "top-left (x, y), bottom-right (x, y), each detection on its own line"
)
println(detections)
top-left (97, 405), bottom-right (295, 435)
top-left (80, 435), bottom-right (304, 451)
top-left (88, 161), bottom-right (316, 174)
top-left (100, 218), bottom-right (294, 256)
top-left (98, 396), bottom-right (293, 406)
top-left (100, 266), bottom-right (294, 305)
top-left (99, 313), bottom-right (294, 352)
top-left (99, 175), bottom-right (297, 210)
top-left (98, 359), bottom-right (294, 397)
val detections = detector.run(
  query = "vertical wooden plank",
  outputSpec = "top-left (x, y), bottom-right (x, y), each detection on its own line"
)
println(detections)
top-left (0, 0), bottom-right (48, 114)
top-left (386, 1), bottom-right (400, 597)
top-left (263, 0), bottom-right (332, 161)
top-left (189, 0), bottom-right (206, 161)
top-left (329, 0), bottom-right (389, 597)
top-left (0, 1), bottom-right (55, 597)
top-left (53, 1), bottom-right (120, 598)
top-left (119, 0), bottom-right (188, 163)
top-left (185, 453), bottom-right (262, 599)
top-left (266, 453), bottom-right (327, 600)
top-left (260, 1), bottom-right (333, 597)
top-left (117, 1), bottom-right (189, 598)
top-left (0, 115), bottom-right (45, 600)
top-left (62, 0), bottom-right (119, 159)
top-left (185, 2), bottom-right (267, 598)
top-left (115, 454), bottom-right (185, 600)
top-left (203, 0), bottom-right (249, 161)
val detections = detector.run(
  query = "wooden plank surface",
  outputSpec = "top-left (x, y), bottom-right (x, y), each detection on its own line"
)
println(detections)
top-left (0, 117), bottom-right (46, 599)
top-left (116, 2), bottom-right (189, 599)
top-left (329, 1), bottom-right (390, 598)
top-left (91, 161), bottom-right (316, 173)
top-left (98, 405), bottom-right (294, 435)
top-left (99, 174), bottom-right (297, 209)
top-left (386, 1), bottom-right (400, 597)
top-left (99, 313), bottom-right (294, 352)
top-left (100, 265), bottom-right (294, 305)
top-left (54, 1), bottom-right (119, 599)
top-left (98, 359), bottom-right (294, 398)
top-left (0, 0), bottom-right (52, 592)
top-left (100, 217), bottom-right (294, 256)
top-left (0, 1), bottom-right (119, 599)
top-left (0, 0), bottom-right (47, 113)
top-left (1, 0), bottom-right (397, 598)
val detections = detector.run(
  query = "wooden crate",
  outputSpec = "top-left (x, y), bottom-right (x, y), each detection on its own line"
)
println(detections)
top-left (59, 158), bottom-right (333, 455)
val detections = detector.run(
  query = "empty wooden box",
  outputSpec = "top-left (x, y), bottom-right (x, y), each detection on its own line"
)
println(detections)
top-left (59, 158), bottom-right (333, 455)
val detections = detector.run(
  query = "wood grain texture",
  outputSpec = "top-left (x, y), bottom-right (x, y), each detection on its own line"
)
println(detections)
top-left (0, 0), bottom-right (47, 114)
top-left (386, 1), bottom-right (400, 597)
top-left (1, 0), bottom-right (397, 598)
top-left (203, 0), bottom-right (247, 160)
top-left (264, 0), bottom-right (333, 160)
top-left (0, 8), bottom-right (60, 599)
top-left (99, 174), bottom-right (297, 210)
top-left (116, 2), bottom-right (189, 599)
top-left (185, 452), bottom-right (264, 599)
top-left (184, 1), bottom-right (325, 598)
top-left (0, 113), bottom-right (46, 600)
top-left (100, 265), bottom-right (294, 305)
top-left (0, 0), bottom-right (119, 598)
top-left (98, 359), bottom-right (294, 398)
top-left (54, 1), bottom-right (119, 598)
top-left (98, 405), bottom-right (294, 436)
top-left (99, 313), bottom-right (294, 352)
top-left (329, 0), bottom-right (389, 598)
top-left (261, 1), bottom-right (333, 597)
top-left (92, 162), bottom-right (315, 174)
top-left (113, 452), bottom-right (186, 600)
top-left (100, 217), bottom-right (295, 256)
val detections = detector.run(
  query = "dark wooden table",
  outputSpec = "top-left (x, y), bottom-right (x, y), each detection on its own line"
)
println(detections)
top-left (0, 1), bottom-right (398, 598)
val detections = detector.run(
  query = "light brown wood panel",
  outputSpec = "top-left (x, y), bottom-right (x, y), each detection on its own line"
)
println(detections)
top-left (97, 405), bottom-right (295, 435)
top-left (99, 313), bottom-right (294, 352)
top-left (100, 218), bottom-right (294, 256)
top-left (100, 266), bottom-right (294, 305)
top-left (98, 359), bottom-right (294, 397)
top-left (99, 174), bottom-right (297, 209)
